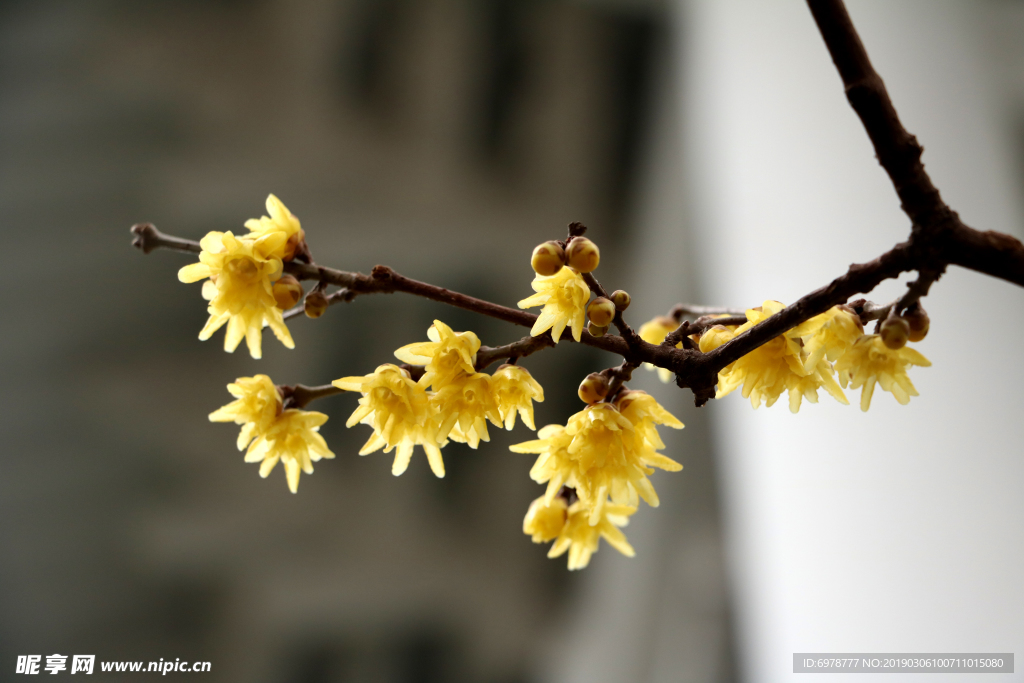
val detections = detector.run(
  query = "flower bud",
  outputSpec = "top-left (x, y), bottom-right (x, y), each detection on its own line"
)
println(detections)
top-left (304, 289), bottom-right (329, 319)
top-left (523, 496), bottom-right (568, 543)
top-left (880, 316), bottom-right (910, 349)
top-left (610, 290), bottom-right (631, 311)
top-left (587, 322), bottom-right (609, 337)
top-left (272, 275), bottom-right (304, 310)
top-left (531, 241), bottom-right (565, 276)
top-left (578, 372), bottom-right (609, 404)
top-left (587, 297), bottom-right (616, 327)
top-left (565, 237), bottom-right (600, 273)
top-left (903, 306), bottom-right (930, 342)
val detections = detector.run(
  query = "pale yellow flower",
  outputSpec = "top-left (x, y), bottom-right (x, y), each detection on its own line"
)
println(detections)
top-left (178, 231), bottom-right (294, 359)
top-left (393, 320), bottom-right (481, 389)
top-left (512, 424), bottom-right (575, 504)
top-left (834, 335), bottom-right (931, 411)
top-left (208, 374), bottom-right (281, 450)
top-left (243, 409), bottom-right (334, 493)
top-left (512, 403), bottom-right (681, 525)
top-left (491, 365), bottom-right (544, 430)
top-left (699, 301), bottom-right (847, 412)
top-left (334, 364), bottom-right (446, 477)
top-left (523, 495), bottom-right (568, 543)
top-left (616, 389), bottom-right (685, 463)
top-left (243, 194), bottom-right (304, 261)
top-left (790, 306), bottom-right (863, 373)
top-left (518, 267), bottom-right (590, 343)
top-left (431, 372), bottom-right (502, 448)
top-left (638, 316), bottom-right (678, 383)
top-left (547, 499), bottom-right (636, 570)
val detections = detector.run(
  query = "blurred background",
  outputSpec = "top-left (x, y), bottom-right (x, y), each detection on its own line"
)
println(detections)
top-left (1, 1), bottom-right (1022, 682)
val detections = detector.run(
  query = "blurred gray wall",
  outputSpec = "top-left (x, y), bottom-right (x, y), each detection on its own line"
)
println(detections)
top-left (0, 1), bottom-right (733, 682)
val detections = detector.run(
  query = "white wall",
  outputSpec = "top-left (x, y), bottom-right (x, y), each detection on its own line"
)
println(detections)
top-left (678, 1), bottom-right (1024, 682)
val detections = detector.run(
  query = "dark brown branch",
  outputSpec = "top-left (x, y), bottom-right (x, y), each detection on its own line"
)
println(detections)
top-left (280, 383), bottom-right (344, 410)
top-left (475, 335), bottom-right (556, 371)
top-left (669, 303), bottom-right (746, 321)
top-left (131, 223), bottom-right (201, 255)
top-left (806, 0), bottom-right (1024, 288)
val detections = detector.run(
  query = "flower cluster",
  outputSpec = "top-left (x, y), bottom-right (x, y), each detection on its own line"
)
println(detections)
top-left (834, 334), bottom-right (931, 411)
top-left (178, 195), bottom-right (306, 359)
top-left (335, 320), bottom-right (544, 478)
top-left (692, 301), bottom-right (929, 411)
top-left (209, 374), bottom-right (334, 492)
top-left (523, 495), bottom-right (636, 570)
top-left (511, 389), bottom-right (682, 569)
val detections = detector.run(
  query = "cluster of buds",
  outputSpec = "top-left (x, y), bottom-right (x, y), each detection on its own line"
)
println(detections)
top-left (523, 233), bottom-right (631, 342)
top-left (880, 303), bottom-right (930, 349)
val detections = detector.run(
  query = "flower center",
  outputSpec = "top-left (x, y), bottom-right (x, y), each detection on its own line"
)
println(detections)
top-left (225, 257), bottom-right (259, 283)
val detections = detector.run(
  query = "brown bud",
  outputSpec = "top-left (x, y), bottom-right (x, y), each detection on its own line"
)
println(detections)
top-left (587, 297), bottom-right (616, 327)
top-left (880, 316), bottom-right (910, 350)
top-left (903, 305), bottom-right (930, 342)
top-left (304, 289), bottom-right (329, 319)
top-left (565, 237), bottom-right (600, 273)
top-left (587, 322), bottom-right (609, 338)
top-left (531, 241), bottom-right (565, 276)
top-left (578, 372), bottom-right (609, 404)
top-left (610, 290), bottom-right (631, 311)
top-left (272, 275), bottom-right (304, 310)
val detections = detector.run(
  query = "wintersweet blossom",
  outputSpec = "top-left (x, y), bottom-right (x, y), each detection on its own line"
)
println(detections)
top-left (512, 401), bottom-right (682, 525)
top-left (177, 230), bottom-right (294, 358)
top-left (394, 320), bottom-right (481, 389)
top-left (333, 364), bottom-right (446, 477)
top-left (546, 499), bottom-right (636, 570)
top-left (243, 409), bottom-right (334, 493)
top-left (616, 390), bottom-right (685, 464)
top-left (523, 495), bottom-right (568, 543)
top-left (791, 305), bottom-right (864, 373)
top-left (518, 267), bottom-right (590, 343)
top-left (491, 365), bottom-right (544, 430)
top-left (208, 374), bottom-right (281, 450)
top-left (513, 424), bottom-right (575, 504)
top-left (699, 301), bottom-right (847, 412)
top-left (431, 372), bottom-right (502, 448)
top-left (834, 335), bottom-right (931, 411)
top-left (638, 316), bottom-right (678, 383)
top-left (243, 194), bottom-right (304, 261)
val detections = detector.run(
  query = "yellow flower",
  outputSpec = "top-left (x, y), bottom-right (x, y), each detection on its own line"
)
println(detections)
top-left (243, 194), bottom-right (304, 261)
top-left (523, 495), bottom-right (568, 543)
top-left (491, 365), bottom-right (544, 430)
top-left (638, 316), bottom-right (678, 383)
top-left (334, 364), bottom-right (446, 477)
top-left (616, 390), bottom-right (685, 464)
top-left (518, 267), bottom-right (590, 343)
top-left (513, 424), bottom-right (575, 504)
top-left (208, 374), bottom-right (281, 450)
top-left (834, 335), bottom-right (931, 411)
top-left (178, 231), bottom-right (294, 359)
top-left (243, 409), bottom-right (334, 493)
top-left (791, 306), bottom-right (863, 373)
top-left (512, 402), bottom-right (681, 525)
top-left (431, 372), bottom-right (502, 448)
top-left (393, 320), bottom-right (481, 389)
top-left (699, 301), bottom-right (847, 412)
top-left (784, 368), bottom-right (848, 413)
top-left (546, 499), bottom-right (636, 570)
